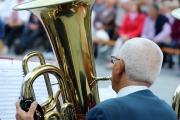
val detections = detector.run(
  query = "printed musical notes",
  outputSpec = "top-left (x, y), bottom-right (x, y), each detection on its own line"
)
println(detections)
top-left (0, 60), bottom-right (22, 119)
top-left (0, 59), bottom-right (59, 120)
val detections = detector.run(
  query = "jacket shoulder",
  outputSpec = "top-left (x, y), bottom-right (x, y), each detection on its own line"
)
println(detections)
top-left (85, 105), bottom-right (111, 120)
top-left (85, 98), bottom-right (127, 120)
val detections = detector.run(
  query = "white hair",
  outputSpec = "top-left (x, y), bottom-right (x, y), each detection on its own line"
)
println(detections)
top-left (117, 37), bottom-right (163, 84)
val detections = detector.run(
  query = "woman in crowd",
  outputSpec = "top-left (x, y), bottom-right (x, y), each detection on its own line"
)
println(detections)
top-left (107, 0), bottom-right (146, 68)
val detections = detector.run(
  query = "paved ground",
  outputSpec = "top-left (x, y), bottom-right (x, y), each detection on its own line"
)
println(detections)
top-left (1, 48), bottom-right (180, 105)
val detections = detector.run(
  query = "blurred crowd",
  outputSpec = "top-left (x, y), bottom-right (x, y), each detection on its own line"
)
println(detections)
top-left (0, 0), bottom-right (180, 73)
top-left (0, 0), bottom-right (53, 59)
top-left (91, 0), bottom-right (180, 73)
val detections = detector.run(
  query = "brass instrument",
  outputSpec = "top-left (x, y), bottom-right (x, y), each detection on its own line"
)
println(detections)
top-left (13, 0), bottom-right (111, 119)
top-left (172, 85), bottom-right (180, 119)
top-left (171, 8), bottom-right (180, 119)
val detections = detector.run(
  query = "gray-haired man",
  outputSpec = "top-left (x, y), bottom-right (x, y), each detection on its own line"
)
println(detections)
top-left (16, 38), bottom-right (177, 120)
top-left (85, 38), bottom-right (177, 120)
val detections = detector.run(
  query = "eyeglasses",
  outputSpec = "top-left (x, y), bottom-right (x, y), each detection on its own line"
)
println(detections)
top-left (111, 56), bottom-right (120, 64)
top-left (111, 56), bottom-right (125, 72)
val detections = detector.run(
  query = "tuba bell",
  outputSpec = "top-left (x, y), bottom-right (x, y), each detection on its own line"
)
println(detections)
top-left (13, 0), bottom-right (111, 119)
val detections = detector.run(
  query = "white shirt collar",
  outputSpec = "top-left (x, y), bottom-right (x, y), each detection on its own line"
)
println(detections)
top-left (117, 86), bottom-right (149, 98)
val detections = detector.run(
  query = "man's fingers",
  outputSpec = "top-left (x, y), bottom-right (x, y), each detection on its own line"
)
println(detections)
top-left (28, 101), bottom-right (38, 115)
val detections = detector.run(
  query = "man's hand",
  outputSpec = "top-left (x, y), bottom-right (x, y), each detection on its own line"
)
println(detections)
top-left (15, 100), bottom-right (38, 120)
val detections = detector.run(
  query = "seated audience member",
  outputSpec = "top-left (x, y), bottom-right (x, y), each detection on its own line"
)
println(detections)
top-left (3, 0), bottom-right (30, 54)
top-left (15, 13), bottom-right (45, 55)
top-left (0, 0), bottom-right (11, 55)
top-left (0, 19), bottom-right (4, 55)
top-left (167, 19), bottom-right (180, 69)
top-left (117, 1), bottom-right (146, 41)
top-left (112, 0), bottom-right (128, 40)
top-left (15, 38), bottom-right (177, 120)
top-left (141, 3), bottom-right (171, 65)
top-left (107, 0), bottom-right (146, 68)
top-left (163, 1), bottom-right (179, 69)
top-left (93, 0), bottom-right (116, 58)
top-left (94, 0), bottom-right (116, 39)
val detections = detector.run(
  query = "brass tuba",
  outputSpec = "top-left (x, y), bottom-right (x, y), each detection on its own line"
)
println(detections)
top-left (170, 8), bottom-right (180, 119)
top-left (13, 0), bottom-right (111, 119)
top-left (172, 85), bottom-right (180, 119)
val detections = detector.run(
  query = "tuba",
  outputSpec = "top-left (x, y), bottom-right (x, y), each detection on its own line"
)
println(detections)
top-left (171, 8), bottom-right (180, 119)
top-left (13, 0), bottom-right (111, 119)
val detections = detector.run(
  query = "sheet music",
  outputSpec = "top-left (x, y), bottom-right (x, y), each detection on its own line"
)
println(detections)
top-left (0, 59), bottom-right (59, 120)
top-left (0, 58), bottom-right (116, 119)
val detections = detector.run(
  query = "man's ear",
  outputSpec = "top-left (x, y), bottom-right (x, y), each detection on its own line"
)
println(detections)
top-left (116, 60), bottom-right (124, 75)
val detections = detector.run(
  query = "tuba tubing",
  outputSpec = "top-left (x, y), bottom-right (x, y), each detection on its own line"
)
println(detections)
top-left (14, 0), bottom-right (111, 119)
top-left (22, 65), bottom-right (68, 104)
top-left (22, 64), bottom-right (78, 119)
top-left (172, 85), bottom-right (180, 119)
top-left (22, 52), bottom-right (54, 108)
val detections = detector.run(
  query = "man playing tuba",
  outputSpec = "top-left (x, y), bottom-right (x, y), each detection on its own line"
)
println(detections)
top-left (16, 38), bottom-right (177, 120)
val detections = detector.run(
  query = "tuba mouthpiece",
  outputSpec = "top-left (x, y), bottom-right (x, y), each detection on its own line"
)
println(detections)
top-left (90, 73), bottom-right (111, 85)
